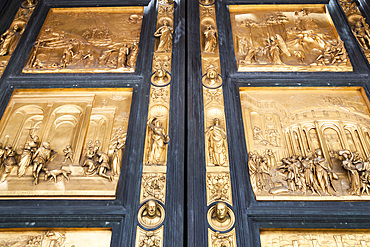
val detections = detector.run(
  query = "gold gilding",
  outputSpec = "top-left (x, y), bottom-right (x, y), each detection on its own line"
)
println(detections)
top-left (260, 229), bottom-right (370, 246)
top-left (240, 87), bottom-right (370, 200)
top-left (0, 228), bottom-right (112, 246)
top-left (0, 88), bottom-right (132, 199)
top-left (208, 228), bottom-right (237, 247)
top-left (138, 199), bottom-right (165, 229)
top-left (0, 0), bottom-right (36, 77)
top-left (136, 226), bottom-right (163, 247)
top-left (229, 5), bottom-right (353, 72)
top-left (339, 0), bottom-right (370, 63)
top-left (22, 7), bottom-right (143, 73)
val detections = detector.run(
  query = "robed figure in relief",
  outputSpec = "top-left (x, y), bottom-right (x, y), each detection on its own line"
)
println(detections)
top-left (206, 118), bottom-right (227, 166)
top-left (147, 118), bottom-right (170, 165)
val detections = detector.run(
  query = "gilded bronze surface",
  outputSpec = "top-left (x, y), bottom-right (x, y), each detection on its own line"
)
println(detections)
top-left (140, 173), bottom-right (166, 204)
top-left (0, 0), bottom-right (36, 77)
top-left (0, 88), bottom-right (132, 199)
top-left (206, 173), bottom-right (232, 206)
top-left (208, 228), bottom-right (237, 247)
top-left (138, 200), bottom-right (165, 229)
top-left (199, 3), bottom-right (237, 243)
top-left (135, 1), bottom-right (174, 245)
top-left (229, 5), bottom-right (353, 72)
top-left (260, 229), bottom-right (370, 247)
top-left (207, 202), bottom-right (235, 232)
top-left (339, 0), bottom-right (370, 63)
top-left (136, 226), bottom-right (163, 247)
top-left (240, 87), bottom-right (370, 200)
top-left (0, 228), bottom-right (111, 246)
top-left (22, 7), bottom-right (143, 73)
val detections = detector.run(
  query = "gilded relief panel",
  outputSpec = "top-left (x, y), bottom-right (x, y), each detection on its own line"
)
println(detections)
top-left (240, 87), bottom-right (370, 200)
top-left (339, 0), bottom-right (370, 63)
top-left (260, 229), bottom-right (370, 247)
top-left (22, 7), bottom-right (143, 73)
top-left (0, 88), bottom-right (132, 199)
top-left (229, 5), bottom-right (353, 72)
top-left (0, 228), bottom-right (112, 246)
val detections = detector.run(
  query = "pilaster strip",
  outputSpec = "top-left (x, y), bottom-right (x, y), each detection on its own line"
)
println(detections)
top-left (198, 0), bottom-right (237, 245)
top-left (135, 0), bottom-right (175, 246)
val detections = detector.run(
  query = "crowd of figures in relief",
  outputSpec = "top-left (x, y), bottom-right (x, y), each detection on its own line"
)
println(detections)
top-left (241, 88), bottom-right (370, 199)
top-left (0, 90), bottom-right (132, 197)
top-left (22, 8), bottom-right (143, 73)
top-left (230, 6), bottom-right (352, 71)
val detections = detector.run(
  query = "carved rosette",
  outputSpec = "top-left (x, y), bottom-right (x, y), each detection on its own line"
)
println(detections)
top-left (135, 0), bottom-right (175, 245)
top-left (0, 0), bottom-right (37, 78)
top-left (198, 0), bottom-right (236, 244)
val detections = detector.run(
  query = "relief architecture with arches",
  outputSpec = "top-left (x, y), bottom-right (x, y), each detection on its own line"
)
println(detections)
top-left (240, 87), bottom-right (370, 201)
top-left (0, 88), bottom-right (132, 198)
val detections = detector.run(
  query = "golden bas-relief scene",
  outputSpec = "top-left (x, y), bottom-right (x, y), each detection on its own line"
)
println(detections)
top-left (240, 87), bottom-right (370, 200)
top-left (0, 88), bottom-right (132, 199)
top-left (229, 5), bottom-right (353, 72)
top-left (22, 7), bottom-right (143, 73)
top-left (0, 228), bottom-right (111, 247)
top-left (260, 229), bottom-right (370, 247)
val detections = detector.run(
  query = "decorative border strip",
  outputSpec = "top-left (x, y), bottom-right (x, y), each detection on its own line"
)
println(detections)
top-left (198, 0), bottom-right (237, 245)
top-left (0, 0), bottom-right (37, 77)
top-left (339, 0), bottom-right (370, 63)
top-left (135, 0), bottom-right (175, 246)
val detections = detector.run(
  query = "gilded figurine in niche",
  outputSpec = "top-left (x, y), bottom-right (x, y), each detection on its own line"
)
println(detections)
top-left (146, 118), bottom-right (170, 166)
top-left (339, 0), bottom-right (370, 61)
top-left (230, 6), bottom-right (352, 71)
top-left (203, 25), bottom-right (217, 53)
top-left (154, 19), bottom-right (173, 52)
top-left (206, 118), bottom-right (227, 166)
top-left (0, 22), bottom-right (25, 56)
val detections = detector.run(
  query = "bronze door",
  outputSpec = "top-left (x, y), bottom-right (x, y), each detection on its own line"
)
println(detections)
top-left (187, 0), bottom-right (370, 246)
top-left (0, 0), bottom-right (184, 246)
